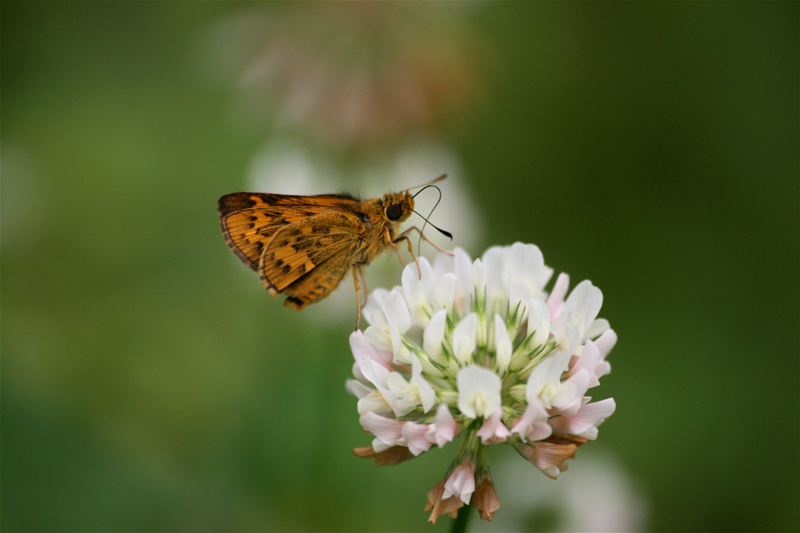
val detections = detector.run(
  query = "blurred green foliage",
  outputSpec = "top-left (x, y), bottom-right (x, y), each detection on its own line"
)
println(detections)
top-left (2, 2), bottom-right (797, 532)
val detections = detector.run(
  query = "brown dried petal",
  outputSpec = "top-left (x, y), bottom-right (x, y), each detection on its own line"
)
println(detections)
top-left (532, 441), bottom-right (579, 469)
top-left (545, 434), bottom-right (591, 447)
top-left (473, 473), bottom-right (500, 521)
top-left (352, 446), bottom-right (415, 466)
top-left (425, 479), bottom-right (465, 524)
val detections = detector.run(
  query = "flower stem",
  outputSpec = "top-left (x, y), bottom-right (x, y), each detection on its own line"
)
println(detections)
top-left (450, 504), bottom-right (471, 533)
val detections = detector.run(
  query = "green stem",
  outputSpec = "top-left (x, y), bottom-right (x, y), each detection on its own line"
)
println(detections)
top-left (450, 504), bottom-right (471, 533)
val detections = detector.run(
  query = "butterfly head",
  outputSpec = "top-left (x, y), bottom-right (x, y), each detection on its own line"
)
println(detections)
top-left (381, 191), bottom-right (414, 224)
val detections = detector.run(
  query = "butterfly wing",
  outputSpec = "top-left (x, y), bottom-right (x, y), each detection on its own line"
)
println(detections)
top-left (259, 212), bottom-right (366, 310)
top-left (218, 192), bottom-right (359, 216)
top-left (218, 192), bottom-right (360, 270)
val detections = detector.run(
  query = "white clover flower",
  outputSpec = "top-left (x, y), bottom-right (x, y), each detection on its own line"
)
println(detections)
top-left (348, 243), bottom-right (617, 524)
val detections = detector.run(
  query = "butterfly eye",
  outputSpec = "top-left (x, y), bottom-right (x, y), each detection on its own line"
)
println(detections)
top-left (386, 203), bottom-right (404, 221)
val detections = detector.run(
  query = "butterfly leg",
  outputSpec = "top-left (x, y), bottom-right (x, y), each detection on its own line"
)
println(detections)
top-left (352, 263), bottom-right (368, 330)
top-left (393, 226), bottom-right (454, 279)
top-left (390, 233), bottom-right (422, 279)
top-left (384, 227), bottom-right (409, 267)
top-left (395, 226), bottom-right (453, 256)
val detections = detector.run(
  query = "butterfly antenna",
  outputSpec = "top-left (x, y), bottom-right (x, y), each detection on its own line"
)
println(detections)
top-left (412, 185), bottom-right (452, 252)
top-left (402, 173), bottom-right (447, 193)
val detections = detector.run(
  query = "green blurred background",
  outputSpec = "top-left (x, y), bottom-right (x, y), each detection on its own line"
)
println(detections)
top-left (2, 2), bottom-right (797, 532)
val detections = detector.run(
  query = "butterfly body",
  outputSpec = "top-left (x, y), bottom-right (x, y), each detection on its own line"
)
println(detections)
top-left (218, 190), bottom-right (415, 312)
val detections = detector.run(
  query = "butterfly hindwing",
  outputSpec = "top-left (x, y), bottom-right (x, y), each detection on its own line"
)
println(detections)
top-left (258, 212), bottom-right (365, 307)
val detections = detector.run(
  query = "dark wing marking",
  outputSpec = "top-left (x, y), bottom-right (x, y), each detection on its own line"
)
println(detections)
top-left (218, 192), bottom-right (359, 217)
top-left (218, 192), bottom-right (363, 270)
top-left (281, 253), bottom-right (358, 310)
top-left (219, 206), bottom-right (341, 270)
top-left (258, 212), bottom-right (364, 307)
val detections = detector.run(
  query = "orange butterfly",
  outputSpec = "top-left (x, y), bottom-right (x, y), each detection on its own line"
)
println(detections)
top-left (218, 176), bottom-right (450, 327)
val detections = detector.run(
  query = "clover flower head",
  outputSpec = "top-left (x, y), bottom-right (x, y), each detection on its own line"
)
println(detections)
top-left (347, 243), bottom-right (617, 523)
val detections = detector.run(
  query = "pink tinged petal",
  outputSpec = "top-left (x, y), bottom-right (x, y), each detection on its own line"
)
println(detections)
top-left (452, 313), bottom-right (478, 365)
top-left (402, 421), bottom-right (434, 456)
top-left (549, 398), bottom-right (616, 440)
top-left (594, 328), bottom-right (618, 358)
top-left (527, 298), bottom-right (551, 351)
top-left (426, 404), bottom-right (457, 447)
top-left (457, 366), bottom-right (502, 419)
top-left (593, 328), bottom-right (616, 380)
top-left (547, 272), bottom-right (570, 319)
top-left (477, 408), bottom-right (512, 444)
top-left (423, 309), bottom-right (448, 365)
top-left (567, 341), bottom-right (602, 388)
top-left (349, 330), bottom-right (373, 361)
top-left (359, 411), bottom-right (403, 446)
top-left (349, 330), bottom-right (392, 368)
top-left (596, 360), bottom-right (612, 379)
top-left (443, 461), bottom-right (476, 505)
top-left (493, 314), bottom-right (512, 375)
top-left (511, 397), bottom-right (553, 442)
top-left (353, 348), bottom-right (397, 410)
top-left (553, 367), bottom-right (592, 416)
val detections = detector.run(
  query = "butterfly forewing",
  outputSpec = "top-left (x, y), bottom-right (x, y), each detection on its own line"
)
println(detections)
top-left (258, 212), bottom-right (363, 294)
top-left (218, 192), bottom-right (360, 270)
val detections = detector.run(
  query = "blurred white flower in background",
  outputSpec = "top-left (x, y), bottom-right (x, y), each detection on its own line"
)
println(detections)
top-left (199, 2), bottom-right (485, 149)
top-left (470, 448), bottom-right (648, 532)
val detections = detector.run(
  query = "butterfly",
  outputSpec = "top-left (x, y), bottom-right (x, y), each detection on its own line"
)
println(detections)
top-left (217, 175), bottom-right (451, 328)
